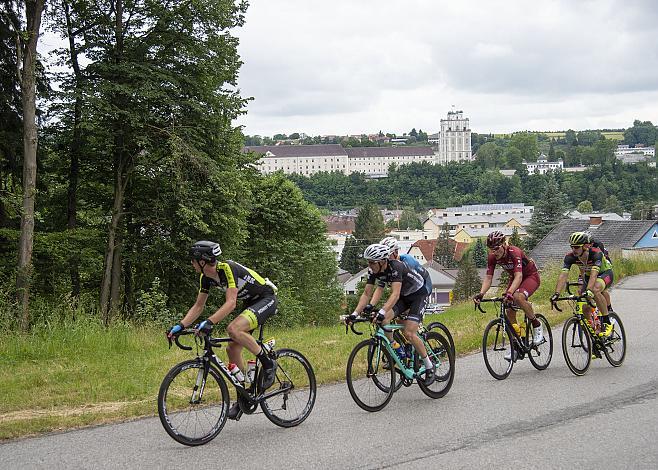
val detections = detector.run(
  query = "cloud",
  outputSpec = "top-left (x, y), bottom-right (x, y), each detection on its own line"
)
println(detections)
top-left (236, 0), bottom-right (658, 135)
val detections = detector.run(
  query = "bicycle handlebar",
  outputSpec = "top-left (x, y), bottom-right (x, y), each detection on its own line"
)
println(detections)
top-left (550, 293), bottom-right (596, 312)
top-left (339, 314), bottom-right (379, 335)
top-left (168, 329), bottom-right (233, 350)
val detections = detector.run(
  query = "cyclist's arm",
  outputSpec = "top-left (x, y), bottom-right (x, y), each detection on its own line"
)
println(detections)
top-left (369, 284), bottom-right (385, 306)
top-left (207, 287), bottom-right (238, 324)
top-left (180, 292), bottom-right (209, 327)
top-left (479, 274), bottom-right (493, 296)
top-left (380, 281), bottom-right (401, 313)
top-left (554, 270), bottom-right (569, 294)
top-left (354, 283), bottom-right (375, 314)
top-left (506, 271), bottom-right (523, 295)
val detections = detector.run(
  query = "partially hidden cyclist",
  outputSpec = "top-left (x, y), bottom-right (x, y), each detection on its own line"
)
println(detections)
top-left (166, 240), bottom-right (279, 420)
top-left (380, 236), bottom-right (433, 297)
top-left (348, 243), bottom-right (436, 385)
top-left (551, 231), bottom-right (614, 338)
top-left (581, 231), bottom-right (615, 314)
top-left (473, 231), bottom-right (544, 358)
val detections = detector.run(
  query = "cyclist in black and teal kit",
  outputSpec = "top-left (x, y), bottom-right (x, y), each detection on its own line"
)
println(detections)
top-left (166, 241), bottom-right (278, 419)
top-left (348, 243), bottom-right (435, 385)
top-left (551, 232), bottom-right (615, 337)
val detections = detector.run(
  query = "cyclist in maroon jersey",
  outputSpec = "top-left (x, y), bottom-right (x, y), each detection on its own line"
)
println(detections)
top-left (474, 231), bottom-right (544, 349)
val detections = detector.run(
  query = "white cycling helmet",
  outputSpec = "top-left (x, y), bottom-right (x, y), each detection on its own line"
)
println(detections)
top-left (363, 243), bottom-right (391, 261)
top-left (380, 236), bottom-right (400, 252)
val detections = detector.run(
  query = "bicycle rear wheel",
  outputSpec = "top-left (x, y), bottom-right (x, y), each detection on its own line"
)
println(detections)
top-left (426, 321), bottom-right (456, 356)
top-left (158, 359), bottom-right (229, 446)
top-left (561, 317), bottom-right (592, 376)
top-left (417, 331), bottom-right (454, 398)
top-left (346, 338), bottom-right (395, 412)
top-left (482, 319), bottom-right (514, 380)
top-left (603, 312), bottom-right (626, 367)
top-left (260, 348), bottom-right (317, 427)
top-left (527, 314), bottom-right (553, 370)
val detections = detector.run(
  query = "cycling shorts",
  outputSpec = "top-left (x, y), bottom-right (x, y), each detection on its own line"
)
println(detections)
top-left (239, 294), bottom-right (278, 330)
top-left (392, 287), bottom-right (429, 323)
top-left (509, 273), bottom-right (540, 299)
top-left (583, 270), bottom-right (614, 292)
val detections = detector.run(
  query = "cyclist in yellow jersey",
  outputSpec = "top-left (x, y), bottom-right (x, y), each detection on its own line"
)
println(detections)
top-left (551, 232), bottom-right (614, 337)
top-left (166, 241), bottom-right (278, 419)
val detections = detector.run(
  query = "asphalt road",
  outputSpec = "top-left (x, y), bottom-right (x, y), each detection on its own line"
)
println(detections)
top-left (2, 272), bottom-right (657, 469)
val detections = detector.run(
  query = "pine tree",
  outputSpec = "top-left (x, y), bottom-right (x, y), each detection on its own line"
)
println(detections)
top-left (508, 226), bottom-right (525, 252)
top-left (472, 238), bottom-right (488, 268)
top-left (527, 175), bottom-right (567, 249)
top-left (339, 202), bottom-right (385, 273)
top-left (339, 235), bottom-right (362, 274)
top-left (434, 222), bottom-right (456, 268)
top-left (453, 253), bottom-right (482, 301)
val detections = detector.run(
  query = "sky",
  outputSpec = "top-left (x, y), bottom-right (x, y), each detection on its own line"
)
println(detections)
top-left (234, 0), bottom-right (658, 137)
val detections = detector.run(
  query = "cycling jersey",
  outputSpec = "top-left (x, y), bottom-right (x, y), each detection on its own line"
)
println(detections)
top-left (486, 245), bottom-right (538, 278)
top-left (399, 254), bottom-right (433, 294)
top-left (562, 247), bottom-right (613, 276)
top-left (590, 238), bottom-right (612, 264)
top-left (199, 260), bottom-right (276, 301)
top-left (366, 259), bottom-right (426, 297)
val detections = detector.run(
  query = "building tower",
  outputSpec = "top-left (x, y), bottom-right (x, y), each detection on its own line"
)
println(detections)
top-left (437, 109), bottom-right (472, 164)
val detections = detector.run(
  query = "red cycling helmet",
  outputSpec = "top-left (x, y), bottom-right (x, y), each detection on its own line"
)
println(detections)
top-left (486, 231), bottom-right (506, 248)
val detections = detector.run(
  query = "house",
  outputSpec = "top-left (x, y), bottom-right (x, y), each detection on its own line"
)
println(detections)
top-left (406, 239), bottom-right (438, 265)
top-left (453, 226), bottom-right (528, 244)
top-left (529, 216), bottom-right (658, 268)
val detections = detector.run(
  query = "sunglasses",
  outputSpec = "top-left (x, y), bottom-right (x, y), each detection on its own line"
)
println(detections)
top-left (570, 244), bottom-right (583, 249)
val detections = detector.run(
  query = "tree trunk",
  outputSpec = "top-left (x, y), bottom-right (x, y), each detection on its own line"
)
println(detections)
top-left (99, 166), bottom-right (125, 325)
top-left (16, 0), bottom-right (46, 331)
top-left (64, 0), bottom-right (83, 298)
top-left (110, 230), bottom-right (122, 312)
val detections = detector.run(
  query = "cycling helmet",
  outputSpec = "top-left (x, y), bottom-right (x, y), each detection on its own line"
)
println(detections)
top-left (569, 232), bottom-right (589, 246)
top-left (189, 240), bottom-right (222, 262)
top-left (486, 231), bottom-right (506, 248)
top-left (380, 236), bottom-right (400, 252)
top-left (363, 243), bottom-right (391, 261)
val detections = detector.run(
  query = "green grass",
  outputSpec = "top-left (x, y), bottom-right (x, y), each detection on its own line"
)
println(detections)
top-left (1, 255), bottom-right (657, 439)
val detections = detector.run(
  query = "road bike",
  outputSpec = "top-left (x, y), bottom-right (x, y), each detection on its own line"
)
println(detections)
top-left (342, 314), bottom-right (454, 412)
top-left (552, 282), bottom-right (626, 376)
top-left (158, 323), bottom-right (316, 446)
top-left (476, 297), bottom-right (553, 380)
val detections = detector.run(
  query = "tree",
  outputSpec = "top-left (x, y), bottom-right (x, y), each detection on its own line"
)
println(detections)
top-left (623, 120), bottom-right (657, 146)
top-left (452, 253), bottom-right (481, 301)
top-left (576, 200), bottom-right (593, 213)
top-left (509, 132), bottom-right (538, 162)
top-left (527, 175), bottom-right (567, 249)
top-left (397, 208), bottom-right (422, 230)
top-left (603, 195), bottom-right (623, 215)
top-left (472, 238), bottom-right (488, 268)
top-left (6, 0), bottom-right (46, 329)
top-left (353, 202), bottom-right (385, 246)
top-left (434, 223), bottom-right (456, 268)
top-left (508, 226), bottom-right (525, 252)
top-left (339, 235), bottom-right (361, 274)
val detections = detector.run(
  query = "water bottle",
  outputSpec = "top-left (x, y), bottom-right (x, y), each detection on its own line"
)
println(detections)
top-left (512, 323), bottom-right (521, 337)
top-left (246, 360), bottom-right (257, 383)
top-left (391, 341), bottom-right (406, 360)
top-left (228, 362), bottom-right (245, 383)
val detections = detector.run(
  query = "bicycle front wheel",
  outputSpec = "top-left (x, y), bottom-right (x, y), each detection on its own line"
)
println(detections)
top-left (158, 359), bottom-right (229, 446)
top-left (561, 317), bottom-right (592, 376)
top-left (527, 314), bottom-right (553, 370)
top-left (346, 338), bottom-right (395, 412)
top-left (603, 312), bottom-right (626, 367)
top-left (482, 319), bottom-right (514, 380)
top-left (261, 348), bottom-right (317, 427)
top-left (417, 331), bottom-right (454, 399)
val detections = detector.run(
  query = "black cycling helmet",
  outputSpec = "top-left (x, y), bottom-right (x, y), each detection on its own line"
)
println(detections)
top-left (189, 240), bottom-right (222, 262)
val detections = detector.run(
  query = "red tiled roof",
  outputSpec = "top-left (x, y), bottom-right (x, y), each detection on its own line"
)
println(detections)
top-left (324, 215), bottom-right (355, 234)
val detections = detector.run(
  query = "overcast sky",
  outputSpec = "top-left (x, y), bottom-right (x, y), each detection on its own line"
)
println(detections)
top-left (235, 0), bottom-right (658, 137)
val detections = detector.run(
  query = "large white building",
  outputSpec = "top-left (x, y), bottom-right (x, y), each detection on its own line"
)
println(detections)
top-left (437, 110), bottom-right (472, 164)
top-left (247, 144), bottom-right (437, 177)
top-left (246, 109), bottom-right (475, 176)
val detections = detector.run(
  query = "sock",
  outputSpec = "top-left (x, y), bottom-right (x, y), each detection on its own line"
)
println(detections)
top-left (607, 304), bottom-right (613, 311)
top-left (423, 356), bottom-right (433, 369)
top-left (257, 349), bottom-right (273, 368)
top-left (532, 318), bottom-right (541, 328)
